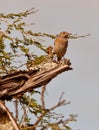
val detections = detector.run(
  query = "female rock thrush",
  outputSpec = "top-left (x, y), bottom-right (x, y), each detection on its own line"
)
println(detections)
top-left (54, 31), bottom-right (71, 61)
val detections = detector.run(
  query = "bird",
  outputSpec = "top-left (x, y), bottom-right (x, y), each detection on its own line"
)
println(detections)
top-left (54, 31), bottom-right (71, 61)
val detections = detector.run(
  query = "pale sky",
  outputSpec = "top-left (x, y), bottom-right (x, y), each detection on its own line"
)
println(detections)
top-left (0, 0), bottom-right (99, 130)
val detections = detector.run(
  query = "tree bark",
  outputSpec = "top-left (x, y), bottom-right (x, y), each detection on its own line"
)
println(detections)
top-left (0, 61), bottom-right (72, 100)
top-left (0, 60), bottom-right (72, 130)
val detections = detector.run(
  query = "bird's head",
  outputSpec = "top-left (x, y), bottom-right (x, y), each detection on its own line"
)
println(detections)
top-left (59, 31), bottom-right (72, 38)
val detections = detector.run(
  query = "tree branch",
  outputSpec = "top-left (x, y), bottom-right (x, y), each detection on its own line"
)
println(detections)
top-left (0, 100), bottom-right (20, 130)
top-left (0, 61), bottom-right (72, 100)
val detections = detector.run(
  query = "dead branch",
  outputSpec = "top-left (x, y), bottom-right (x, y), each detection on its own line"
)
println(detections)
top-left (0, 61), bottom-right (72, 100)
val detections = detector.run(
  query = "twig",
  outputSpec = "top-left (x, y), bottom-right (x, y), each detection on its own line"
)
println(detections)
top-left (49, 100), bottom-right (66, 111)
top-left (14, 99), bottom-right (18, 121)
top-left (56, 114), bottom-right (78, 126)
top-left (41, 85), bottom-right (46, 109)
top-left (19, 101), bottom-right (28, 126)
top-left (69, 33), bottom-right (91, 39)
top-left (59, 92), bottom-right (65, 102)
top-left (65, 114), bottom-right (78, 124)
top-left (49, 92), bottom-right (70, 111)
top-left (31, 110), bottom-right (48, 129)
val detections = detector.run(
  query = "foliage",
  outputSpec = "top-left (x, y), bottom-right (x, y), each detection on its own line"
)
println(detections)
top-left (0, 9), bottom-right (77, 130)
top-left (18, 90), bottom-right (77, 130)
top-left (0, 8), bottom-right (55, 75)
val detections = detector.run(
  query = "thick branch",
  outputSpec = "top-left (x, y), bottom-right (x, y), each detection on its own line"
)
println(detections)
top-left (0, 61), bottom-right (72, 100)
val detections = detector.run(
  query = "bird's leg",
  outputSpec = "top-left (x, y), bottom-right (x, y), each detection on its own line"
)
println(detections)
top-left (52, 53), bottom-right (57, 62)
